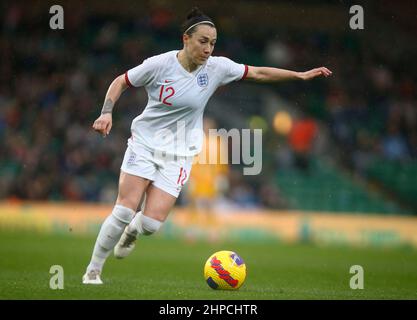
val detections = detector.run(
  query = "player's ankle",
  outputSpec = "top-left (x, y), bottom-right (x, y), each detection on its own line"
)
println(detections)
top-left (87, 261), bottom-right (103, 273)
top-left (126, 225), bottom-right (139, 237)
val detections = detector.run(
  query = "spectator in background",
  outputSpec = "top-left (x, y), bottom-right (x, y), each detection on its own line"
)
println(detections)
top-left (381, 123), bottom-right (410, 161)
top-left (265, 39), bottom-right (293, 67)
top-left (288, 115), bottom-right (318, 172)
top-left (187, 117), bottom-right (230, 225)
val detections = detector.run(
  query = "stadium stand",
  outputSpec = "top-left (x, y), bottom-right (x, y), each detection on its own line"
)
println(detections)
top-left (276, 158), bottom-right (407, 214)
top-left (1, 0), bottom-right (416, 214)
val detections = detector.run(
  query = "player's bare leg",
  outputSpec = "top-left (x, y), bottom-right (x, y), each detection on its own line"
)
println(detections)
top-left (114, 184), bottom-right (176, 259)
top-left (83, 171), bottom-right (151, 284)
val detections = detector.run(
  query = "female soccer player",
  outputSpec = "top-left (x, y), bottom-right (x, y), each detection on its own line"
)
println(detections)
top-left (83, 8), bottom-right (332, 284)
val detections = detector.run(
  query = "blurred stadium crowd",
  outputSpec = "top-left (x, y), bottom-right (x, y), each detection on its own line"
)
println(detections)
top-left (0, 1), bottom-right (416, 212)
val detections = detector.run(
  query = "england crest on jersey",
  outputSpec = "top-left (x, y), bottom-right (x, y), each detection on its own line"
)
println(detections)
top-left (197, 73), bottom-right (209, 87)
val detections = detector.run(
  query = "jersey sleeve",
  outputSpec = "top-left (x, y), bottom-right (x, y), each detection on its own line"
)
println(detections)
top-left (215, 57), bottom-right (248, 86)
top-left (124, 56), bottom-right (161, 88)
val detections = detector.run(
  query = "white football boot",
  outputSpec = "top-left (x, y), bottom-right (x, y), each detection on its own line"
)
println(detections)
top-left (114, 226), bottom-right (137, 259)
top-left (82, 269), bottom-right (103, 285)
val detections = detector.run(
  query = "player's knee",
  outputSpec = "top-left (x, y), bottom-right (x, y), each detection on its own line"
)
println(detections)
top-left (140, 213), bottom-right (163, 235)
top-left (115, 196), bottom-right (139, 213)
top-left (112, 205), bottom-right (135, 224)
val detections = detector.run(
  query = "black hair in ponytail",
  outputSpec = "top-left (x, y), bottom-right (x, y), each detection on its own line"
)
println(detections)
top-left (181, 7), bottom-right (215, 35)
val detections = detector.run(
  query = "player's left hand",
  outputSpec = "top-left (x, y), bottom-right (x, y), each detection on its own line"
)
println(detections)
top-left (299, 67), bottom-right (332, 80)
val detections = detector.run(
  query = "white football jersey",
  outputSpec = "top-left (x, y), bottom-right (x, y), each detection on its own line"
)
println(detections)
top-left (125, 50), bottom-right (248, 156)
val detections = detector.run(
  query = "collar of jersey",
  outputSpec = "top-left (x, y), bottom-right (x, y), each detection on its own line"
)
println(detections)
top-left (174, 50), bottom-right (206, 78)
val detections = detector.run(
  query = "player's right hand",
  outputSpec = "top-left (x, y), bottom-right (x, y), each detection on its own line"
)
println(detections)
top-left (92, 113), bottom-right (112, 137)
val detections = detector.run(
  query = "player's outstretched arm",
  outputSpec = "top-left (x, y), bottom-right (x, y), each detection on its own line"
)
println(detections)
top-left (92, 74), bottom-right (130, 137)
top-left (245, 66), bottom-right (332, 82)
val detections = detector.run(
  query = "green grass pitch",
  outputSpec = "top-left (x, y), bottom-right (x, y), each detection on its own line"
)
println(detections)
top-left (1, 229), bottom-right (417, 299)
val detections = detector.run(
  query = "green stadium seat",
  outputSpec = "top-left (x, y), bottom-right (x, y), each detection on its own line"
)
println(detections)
top-left (276, 157), bottom-right (409, 214)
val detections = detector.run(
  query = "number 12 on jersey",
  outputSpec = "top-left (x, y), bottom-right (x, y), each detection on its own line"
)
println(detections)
top-left (159, 80), bottom-right (175, 106)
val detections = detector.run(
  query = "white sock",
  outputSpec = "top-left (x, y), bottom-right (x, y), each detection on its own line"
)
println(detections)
top-left (87, 205), bottom-right (135, 272)
top-left (127, 211), bottom-right (163, 236)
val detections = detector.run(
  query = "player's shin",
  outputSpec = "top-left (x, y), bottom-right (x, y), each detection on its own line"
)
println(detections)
top-left (87, 205), bottom-right (135, 271)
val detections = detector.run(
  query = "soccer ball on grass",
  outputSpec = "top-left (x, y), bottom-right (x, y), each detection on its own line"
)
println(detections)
top-left (204, 250), bottom-right (246, 290)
